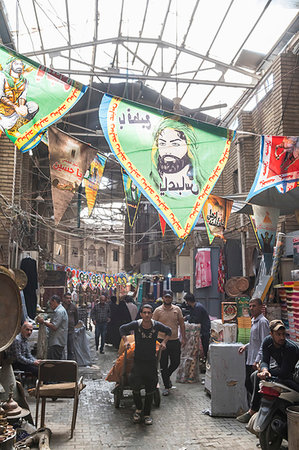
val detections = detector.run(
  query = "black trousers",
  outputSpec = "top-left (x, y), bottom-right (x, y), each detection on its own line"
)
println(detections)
top-left (13, 361), bottom-right (38, 376)
top-left (47, 345), bottom-right (64, 360)
top-left (245, 364), bottom-right (254, 395)
top-left (159, 339), bottom-right (181, 389)
top-left (67, 332), bottom-right (75, 360)
top-left (201, 333), bottom-right (210, 358)
top-left (129, 360), bottom-right (158, 416)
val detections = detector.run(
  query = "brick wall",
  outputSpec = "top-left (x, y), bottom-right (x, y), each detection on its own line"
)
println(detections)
top-left (210, 51), bottom-right (299, 274)
top-left (0, 135), bottom-right (32, 264)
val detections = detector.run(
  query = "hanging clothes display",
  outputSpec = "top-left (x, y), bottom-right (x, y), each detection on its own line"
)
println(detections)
top-left (20, 256), bottom-right (38, 319)
top-left (217, 248), bottom-right (226, 293)
top-left (195, 248), bottom-right (212, 289)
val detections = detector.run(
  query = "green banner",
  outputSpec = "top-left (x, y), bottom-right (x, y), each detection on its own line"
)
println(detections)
top-left (0, 44), bottom-right (87, 152)
top-left (99, 94), bottom-right (234, 240)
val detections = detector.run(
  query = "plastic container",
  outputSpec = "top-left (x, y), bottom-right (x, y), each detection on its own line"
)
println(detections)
top-left (287, 405), bottom-right (299, 450)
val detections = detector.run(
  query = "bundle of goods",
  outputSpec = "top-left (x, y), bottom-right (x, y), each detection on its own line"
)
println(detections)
top-left (283, 281), bottom-right (299, 342)
top-left (275, 284), bottom-right (289, 329)
top-left (176, 323), bottom-right (203, 383)
top-left (236, 296), bottom-right (251, 344)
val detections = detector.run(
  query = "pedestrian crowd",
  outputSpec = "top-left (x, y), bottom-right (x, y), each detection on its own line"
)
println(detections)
top-left (6, 288), bottom-right (299, 432)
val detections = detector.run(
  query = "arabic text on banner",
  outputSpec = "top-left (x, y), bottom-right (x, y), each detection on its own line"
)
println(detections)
top-left (99, 94), bottom-right (234, 240)
top-left (202, 195), bottom-right (233, 244)
top-left (48, 127), bottom-right (97, 225)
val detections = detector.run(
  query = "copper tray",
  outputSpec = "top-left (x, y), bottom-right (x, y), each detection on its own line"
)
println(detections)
top-left (0, 273), bottom-right (22, 352)
top-left (12, 268), bottom-right (28, 290)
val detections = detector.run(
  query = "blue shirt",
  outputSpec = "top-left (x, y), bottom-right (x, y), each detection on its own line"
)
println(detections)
top-left (246, 314), bottom-right (270, 365)
top-left (48, 303), bottom-right (68, 347)
top-left (8, 333), bottom-right (36, 366)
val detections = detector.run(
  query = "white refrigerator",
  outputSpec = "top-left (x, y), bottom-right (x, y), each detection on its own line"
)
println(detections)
top-left (205, 343), bottom-right (248, 417)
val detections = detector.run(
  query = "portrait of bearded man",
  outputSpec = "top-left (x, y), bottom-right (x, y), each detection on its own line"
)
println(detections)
top-left (150, 116), bottom-right (207, 198)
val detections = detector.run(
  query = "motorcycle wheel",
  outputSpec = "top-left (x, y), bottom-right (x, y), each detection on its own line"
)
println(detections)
top-left (259, 415), bottom-right (283, 450)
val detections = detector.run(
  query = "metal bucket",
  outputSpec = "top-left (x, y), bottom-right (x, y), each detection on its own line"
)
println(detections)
top-left (287, 405), bottom-right (299, 450)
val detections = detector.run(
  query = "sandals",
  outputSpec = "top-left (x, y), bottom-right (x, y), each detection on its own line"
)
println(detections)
top-left (133, 411), bottom-right (142, 423)
top-left (144, 416), bottom-right (153, 425)
top-left (133, 411), bottom-right (153, 425)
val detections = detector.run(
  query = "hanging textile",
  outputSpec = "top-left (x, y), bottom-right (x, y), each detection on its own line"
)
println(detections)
top-left (99, 94), bottom-right (234, 240)
top-left (20, 256), bottom-right (38, 319)
top-left (251, 205), bottom-right (280, 274)
top-left (159, 214), bottom-right (166, 236)
top-left (217, 248), bottom-right (226, 293)
top-left (84, 153), bottom-right (107, 216)
top-left (247, 135), bottom-right (299, 200)
top-left (48, 127), bottom-right (97, 225)
top-left (202, 195), bottom-right (233, 244)
top-left (122, 168), bottom-right (142, 227)
top-left (0, 44), bottom-right (87, 152)
top-left (195, 248), bottom-right (212, 289)
top-left (176, 323), bottom-right (203, 383)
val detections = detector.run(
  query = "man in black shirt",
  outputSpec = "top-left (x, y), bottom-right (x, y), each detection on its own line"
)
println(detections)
top-left (120, 304), bottom-right (172, 425)
top-left (237, 319), bottom-right (299, 423)
top-left (184, 293), bottom-right (211, 357)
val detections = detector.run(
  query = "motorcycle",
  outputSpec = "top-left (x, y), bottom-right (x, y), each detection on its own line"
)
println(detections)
top-left (252, 377), bottom-right (299, 450)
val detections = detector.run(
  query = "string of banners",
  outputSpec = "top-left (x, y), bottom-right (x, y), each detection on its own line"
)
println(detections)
top-left (65, 267), bottom-right (143, 289)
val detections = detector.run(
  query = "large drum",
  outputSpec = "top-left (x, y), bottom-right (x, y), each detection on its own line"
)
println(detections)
top-left (0, 272), bottom-right (22, 352)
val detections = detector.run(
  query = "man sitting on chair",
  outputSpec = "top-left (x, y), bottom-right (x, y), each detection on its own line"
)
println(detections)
top-left (8, 321), bottom-right (40, 376)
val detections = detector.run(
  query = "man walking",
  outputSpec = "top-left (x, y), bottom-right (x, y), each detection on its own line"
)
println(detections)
top-left (120, 304), bottom-right (171, 425)
top-left (37, 295), bottom-right (68, 360)
top-left (152, 290), bottom-right (186, 396)
top-left (62, 292), bottom-right (79, 360)
top-left (238, 298), bottom-right (269, 401)
top-left (184, 293), bottom-right (211, 358)
top-left (90, 295), bottom-right (110, 354)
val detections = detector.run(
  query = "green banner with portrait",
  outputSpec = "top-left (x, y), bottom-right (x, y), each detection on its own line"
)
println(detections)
top-left (99, 94), bottom-right (234, 240)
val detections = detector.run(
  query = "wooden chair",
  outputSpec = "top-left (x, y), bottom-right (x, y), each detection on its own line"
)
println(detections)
top-left (35, 360), bottom-right (84, 438)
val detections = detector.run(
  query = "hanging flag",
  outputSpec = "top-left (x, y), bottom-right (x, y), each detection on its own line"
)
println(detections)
top-left (99, 94), bottom-right (234, 240)
top-left (249, 215), bottom-right (261, 250)
top-left (121, 168), bottom-right (142, 227)
top-left (202, 195), bottom-right (233, 244)
top-left (0, 44), bottom-right (87, 152)
top-left (84, 153), bottom-right (107, 216)
top-left (48, 127), bottom-right (97, 225)
top-left (247, 135), bottom-right (299, 200)
top-left (159, 214), bottom-right (166, 236)
top-left (252, 205), bottom-right (280, 273)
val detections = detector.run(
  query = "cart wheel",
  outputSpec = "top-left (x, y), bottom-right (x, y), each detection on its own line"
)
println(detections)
top-left (153, 388), bottom-right (161, 407)
top-left (114, 387), bottom-right (122, 408)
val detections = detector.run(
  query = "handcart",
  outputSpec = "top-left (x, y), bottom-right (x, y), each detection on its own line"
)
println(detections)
top-left (113, 347), bottom-right (162, 409)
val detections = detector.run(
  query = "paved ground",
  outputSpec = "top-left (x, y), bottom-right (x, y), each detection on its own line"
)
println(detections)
top-left (26, 332), bottom-right (261, 449)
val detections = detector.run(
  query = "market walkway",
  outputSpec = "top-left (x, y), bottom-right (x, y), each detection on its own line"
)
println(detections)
top-left (26, 332), bottom-right (260, 449)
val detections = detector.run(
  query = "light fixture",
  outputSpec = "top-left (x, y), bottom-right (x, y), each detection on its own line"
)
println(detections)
top-left (35, 195), bottom-right (44, 202)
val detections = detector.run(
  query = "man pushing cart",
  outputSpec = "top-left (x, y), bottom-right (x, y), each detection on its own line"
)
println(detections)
top-left (119, 303), bottom-right (171, 425)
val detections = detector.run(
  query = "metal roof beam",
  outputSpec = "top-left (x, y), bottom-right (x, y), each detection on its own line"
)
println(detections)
top-left (54, 69), bottom-right (255, 88)
top-left (32, 0), bottom-right (46, 66)
top-left (25, 36), bottom-right (259, 80)
top-left (64, 0), bottom-right (71, 71)
top-left (158, 0), bottom-right (201, 99)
